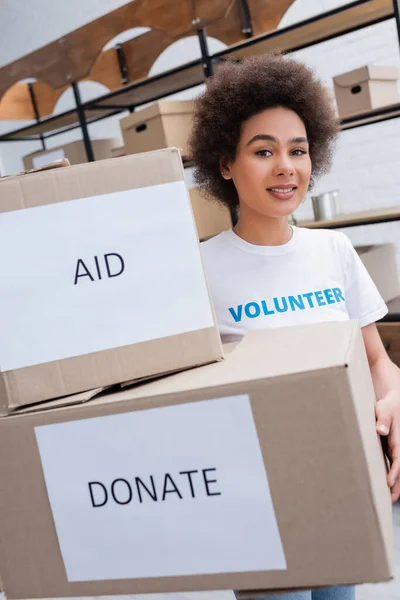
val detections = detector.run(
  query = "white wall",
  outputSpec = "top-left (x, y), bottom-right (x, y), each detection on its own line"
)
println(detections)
top-left (278, 0), bottom-right (400, 267)
top-left (1, 0), bottom-right (400, 271)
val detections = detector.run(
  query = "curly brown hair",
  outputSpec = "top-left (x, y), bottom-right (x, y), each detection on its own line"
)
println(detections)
top-left (188, 53), bottom-right (339, 211)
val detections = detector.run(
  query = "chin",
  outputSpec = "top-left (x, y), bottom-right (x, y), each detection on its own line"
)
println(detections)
top-left (258, 204), bottom-right (299, 219)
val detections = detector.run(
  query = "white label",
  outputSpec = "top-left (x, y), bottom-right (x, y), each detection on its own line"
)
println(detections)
top-left (0, 181), bottom-right (214, 371)
top-left (35, 395), bottom-right (286, 582)
top-left (32, 148), bottom-right (66, 169)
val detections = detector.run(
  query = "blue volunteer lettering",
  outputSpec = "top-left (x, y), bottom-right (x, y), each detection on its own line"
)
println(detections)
top-left (228, 288), bottom-right (345, 323)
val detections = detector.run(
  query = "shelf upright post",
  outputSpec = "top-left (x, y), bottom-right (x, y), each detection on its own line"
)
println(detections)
top-left (239, 0), bottom-right (253, 38)
top-left (72, 81), bottom-right (94, 162)
top-left (28, 83), bottom-right (46, 150)
top-left (115, 43), bottom-right (129, 85)
top-left (196, 26), bottom-right (213, 78)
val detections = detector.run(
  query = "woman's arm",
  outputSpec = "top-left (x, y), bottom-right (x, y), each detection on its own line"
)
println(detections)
top-left (362, 322), bottom-right (400, 502)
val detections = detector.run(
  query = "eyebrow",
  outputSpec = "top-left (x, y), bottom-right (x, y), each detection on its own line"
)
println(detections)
top-left (246, 134), bottom-right (309, 146)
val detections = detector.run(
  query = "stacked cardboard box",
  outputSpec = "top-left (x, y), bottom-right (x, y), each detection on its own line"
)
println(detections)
top-left (0, 149), bottom-right (395, 598)
top-left (0, 148), bottom-right (223, 415)
top-left (0, 322), bottom-right (394, 598)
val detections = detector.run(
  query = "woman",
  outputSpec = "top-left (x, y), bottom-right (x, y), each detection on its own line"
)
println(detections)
top-left (189, 53), bottom-right (400, 600)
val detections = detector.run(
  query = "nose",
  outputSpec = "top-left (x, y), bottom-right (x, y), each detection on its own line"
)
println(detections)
top-left (272, 154), bottom-right (294, 177)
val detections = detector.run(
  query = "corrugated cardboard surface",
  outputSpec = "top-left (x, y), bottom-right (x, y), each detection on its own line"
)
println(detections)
top-left (334, 66), bottom-right (400, 117)
top-left (111, 146), bottom-right (126, 158)
top-left (0, 149), bottom-right (222, 413)
top-left (122, 101), bottom-right (194, 125)
top-left (356, 243), bottom-right (400, 303)
top-left (189, 187), bottom-right (232, 240)
top-left (23, 138), bottom-right (120, 170)
top-left (334, 66), bottom-right (400, 88)
top-left (121, 101), bottom-right (193, 157)
top-left (0, 322), bottom-right (393, 599)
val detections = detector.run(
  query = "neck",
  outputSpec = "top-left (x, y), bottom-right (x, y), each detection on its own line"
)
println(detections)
top-left (233, 204), bottom-right (293, 246)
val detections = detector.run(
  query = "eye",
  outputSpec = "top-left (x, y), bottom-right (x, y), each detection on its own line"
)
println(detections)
top-left (255, 149), bottom-right (272, 157)
top-left (291, 148), bottom-right (308, 156)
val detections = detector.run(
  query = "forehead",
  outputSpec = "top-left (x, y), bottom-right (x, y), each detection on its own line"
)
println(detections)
top-left (240, 107), bottom-right (307, 141)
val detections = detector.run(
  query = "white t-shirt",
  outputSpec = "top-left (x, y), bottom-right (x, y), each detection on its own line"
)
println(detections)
top-left (201, 227), bottom-right (388, 342)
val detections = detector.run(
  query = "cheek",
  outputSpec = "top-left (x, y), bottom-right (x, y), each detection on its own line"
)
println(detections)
top-left (299, 159), bottom-right (312, 184)
top-left (234, 159), bottom-right (268, 186)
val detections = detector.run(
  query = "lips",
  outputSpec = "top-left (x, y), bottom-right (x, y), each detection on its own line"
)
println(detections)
top-left (267, 185), bottom-right (297, 201)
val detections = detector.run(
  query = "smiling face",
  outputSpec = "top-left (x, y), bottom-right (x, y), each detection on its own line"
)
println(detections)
top-left (221, 106), bottom-right (312, 219)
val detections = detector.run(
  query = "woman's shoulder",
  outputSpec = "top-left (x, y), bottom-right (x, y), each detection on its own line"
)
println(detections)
top-left (295, 226), bottom-right (349, 250)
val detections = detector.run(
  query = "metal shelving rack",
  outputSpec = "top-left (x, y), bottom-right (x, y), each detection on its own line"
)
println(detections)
top-left (1, 0), bottom-right (400, 153)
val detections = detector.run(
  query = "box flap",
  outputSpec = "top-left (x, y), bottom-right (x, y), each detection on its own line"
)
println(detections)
top-left (33, 321), bottom-right (358, 416)
top-left (0, 147), bottom-right (184, 213)
top-left (0, 159), bottom-right (70, 181)
top-left (7, 387), bottom-right (109, 415)
top-left (334, 65), bottom-right (400, 88)
top-left (109, 320), bottom-right (359, 402)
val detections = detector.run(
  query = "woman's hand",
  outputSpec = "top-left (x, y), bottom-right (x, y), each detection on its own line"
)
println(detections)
top-left (376, 388), bottom-right (400, 501)
top-left (362, 323), bottom-right (400, 502)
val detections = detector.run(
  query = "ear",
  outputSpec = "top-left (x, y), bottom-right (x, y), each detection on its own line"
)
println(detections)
top-left (219, 157), bottom-right (233, 180)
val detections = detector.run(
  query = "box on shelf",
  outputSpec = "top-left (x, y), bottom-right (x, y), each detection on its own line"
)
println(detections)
top-left (0, 148), bottom-right (222, 415)
top-left (121, 101), bottom-right (193, 158)
top-left (0, 321), bottom-right (393, 599)
top-left (111, 146), bottom-right (126, 158)
top-left (356, 243), bottom-right (400, 304)
top-left (189, 187), bottom-right (232, 240)
top-left (377, 322), bottom-right (400, 367)
top-left (23, 138), bottom-right (120, 170)
top-left (333, 66), bottom-right (400, 118)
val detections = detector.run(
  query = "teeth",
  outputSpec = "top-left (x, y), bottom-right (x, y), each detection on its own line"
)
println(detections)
top-left (269, 188), bottom-right (294, 192)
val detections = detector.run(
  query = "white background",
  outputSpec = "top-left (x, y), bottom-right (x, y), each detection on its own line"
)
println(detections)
top-left (35, 394), bottom-right (286, 581)
top-left (0, 181), bottom-right (213, 371)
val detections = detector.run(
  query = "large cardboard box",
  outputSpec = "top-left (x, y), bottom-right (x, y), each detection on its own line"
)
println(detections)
top-left (0, 321), bottom-right (393, 599)
top-left (356, 243), bottom-right (400, 303)
top-left (23, 138), bottom-right (120, 170)
top-left (189, 187), bottom-right (232, 240)
top-left (0, 148), bottom-right (222, 414)
top-left (333, 65), bottom-right (400, 118)
top-left (121, 101), bottom-right (193, 158)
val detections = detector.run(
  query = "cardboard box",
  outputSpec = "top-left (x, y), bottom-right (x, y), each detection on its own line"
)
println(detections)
top-left (0, 321), bottom-right (393, 599)
top-left (23, 138), bottom-right (120, 170)
top-left (121, 101), bottom-right (193, 158)
top-left (189, 187), bottom-right (232, 240)
top-left (333, 65), bottom-right (400, 118)
top-left (0, 148), bottom-right (222, 414)
top-left (356, 243), bottom-right (400, 303)
top-left (377, 322), bottom-right (400, 367)
top-left (111, 146), bottom-right (126, 158)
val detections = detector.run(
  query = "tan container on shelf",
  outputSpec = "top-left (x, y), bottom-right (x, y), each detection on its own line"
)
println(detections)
top-left (333, 66), bottom-right (400, 118)
top-left (121, 101), bottom-right (194, 158)
top-left (0, 322), bottom-right (393, 599)
top-left (189, 187), bottom-right (232, 240)
top-left (356, 243), bottom-right (400, 304)
top-left (23, 138), bottom-right (120, 170)
top-left (377, 322), bottom-right (400, 367)
top-left (111, 146), bottom-right (126, 158)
